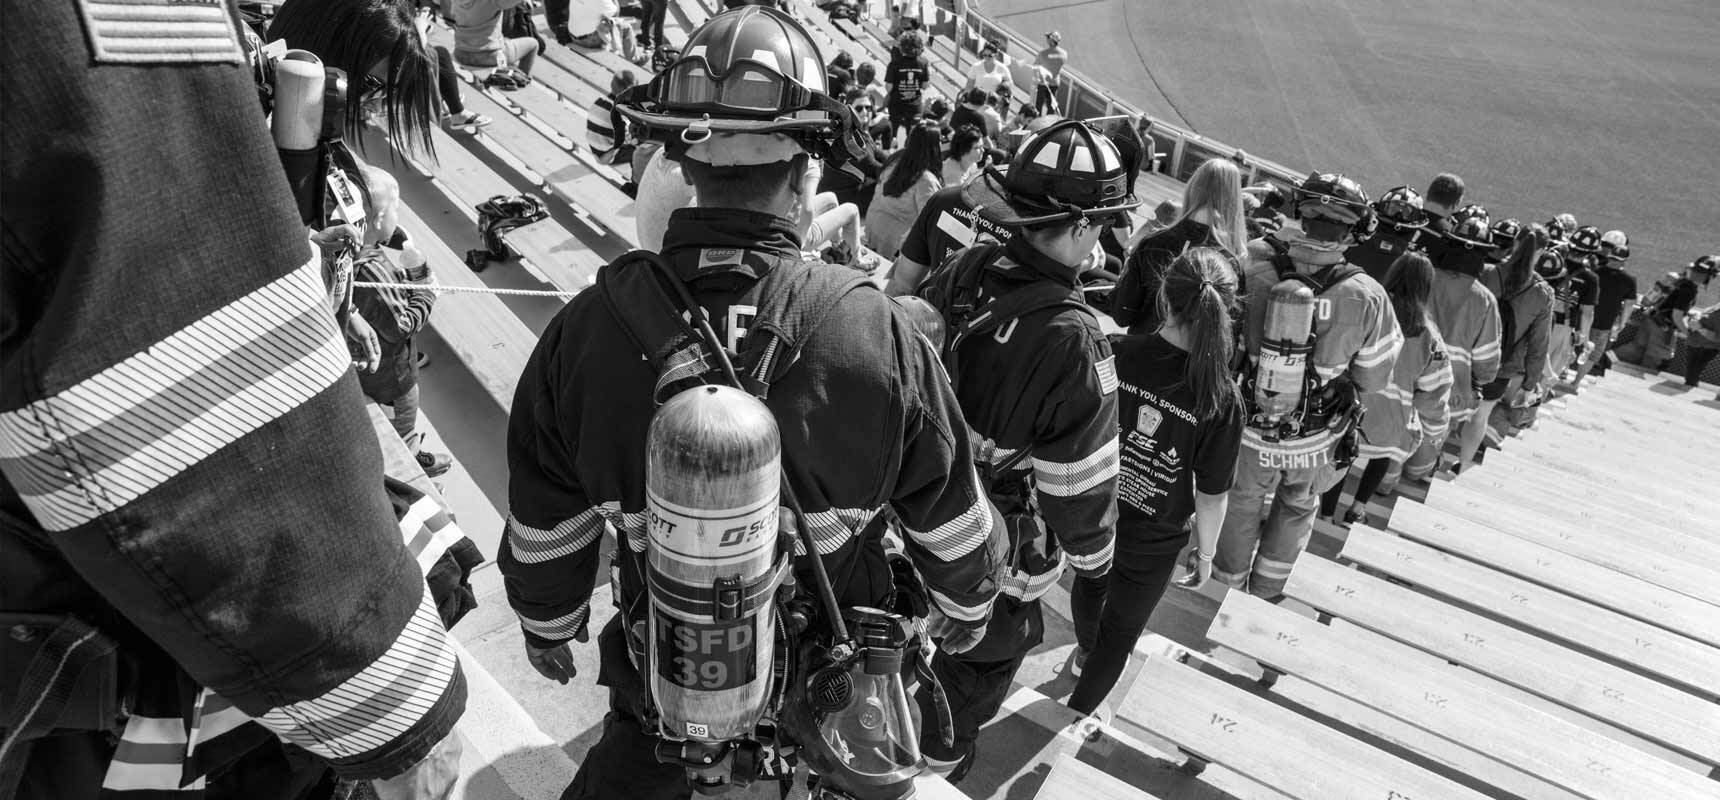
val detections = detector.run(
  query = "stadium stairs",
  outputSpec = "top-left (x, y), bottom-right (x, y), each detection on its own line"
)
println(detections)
top-left (362, 3), bottom-right (1720, 797)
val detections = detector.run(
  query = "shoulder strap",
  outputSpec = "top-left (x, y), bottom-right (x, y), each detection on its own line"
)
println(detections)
top-left (937, 245), bottom-right (1091, 382)
top-left (595, 251), bottom-right (870, 402)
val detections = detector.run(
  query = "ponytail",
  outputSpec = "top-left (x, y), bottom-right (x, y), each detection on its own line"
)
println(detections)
top-left (1156, 247), bottom-right (1241, 420)
top-left (1383, 251), bottom-right (1434, 338)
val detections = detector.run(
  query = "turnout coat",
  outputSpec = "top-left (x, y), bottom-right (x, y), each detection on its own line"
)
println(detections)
top-left (1356, 323), bottom-right (1454, 462)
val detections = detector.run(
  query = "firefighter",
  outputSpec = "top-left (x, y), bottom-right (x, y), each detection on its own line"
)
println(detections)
top-left (1, 3), bottom-right (464, 797)
top-left (912, 120), bottom-right (1134, 780)
top-left (1620, 251), bottom-right (1715, 373)
top-left (497, 7), bottom-right (1008, 799)
top-left (1400, 211), bottom-right (1502, 482)
top-left (1345, 185), bottom-right (1429, 282)
top-left (1213, 174), bottom-right (1402, 598)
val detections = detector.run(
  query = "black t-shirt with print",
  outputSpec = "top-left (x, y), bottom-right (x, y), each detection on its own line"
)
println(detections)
top-left (1656, 278), bottom-right (1699, 322)
top-left (1555, 264), bottom-right (1599, 324)
top-left (885, 55), bottom-right (930, 113)
top-left (899, 186), bottom-right (1014, 271)
top-left (1590, 265), bottom-right (1639, 331)
top-left (1109, 333), bottom-right (1244, 556)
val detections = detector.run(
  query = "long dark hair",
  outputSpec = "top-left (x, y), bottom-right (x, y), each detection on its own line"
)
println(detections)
top-left (1156, 247), bottom-right (1241, 420)
top-left (1383, 252), bottom-right (1435, 337)
top-left (882, 122), bottom-right (942, 198)
top-left (1499, 224), bottom-right (1545, 297)
top-left (268, 0), bottom-right (438, 156)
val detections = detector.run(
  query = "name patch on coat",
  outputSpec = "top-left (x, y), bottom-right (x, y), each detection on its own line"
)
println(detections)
top-left (76, 0), bottom-right (244, 65)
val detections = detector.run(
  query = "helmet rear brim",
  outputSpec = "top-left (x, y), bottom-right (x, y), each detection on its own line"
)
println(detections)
top-left (961, 168), bottom-right (1141, 227)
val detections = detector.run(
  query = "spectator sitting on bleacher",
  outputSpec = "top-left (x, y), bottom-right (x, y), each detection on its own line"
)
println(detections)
top-left (544, 0), bottom-right (610, 49)
top-left (819, 90), bottom-right (889, 214)
top-left (1067, 247), bottom-right (1244, 718)
top-left (949, 88), bottom-right (1003, 140)
top-left (587, 69), bottom-right (640, 174)
top-left (430, 44), bottom-right (495, 131)
top-left (451, 0), bottom-right (539, 75)
top-left (884, 30), bottom-right (931, 147)
top-left (924, 96), bottom-right (952, 128)
top-left (1111, 158), bottom-right (1248, 335)
top-left (1318, 251), bottom-right (1451, 526)
top-left (857, 60), bottom-right (888, 110)
top-left (964, 39), bottom-right (1014, 106)
top-left (827, 49), bottom-right (855, 98)
top-left (1128, 198), bottom-right (1182, 247)
top-left (866, 121), bottom-right (945, 259)
top-left (941, 124), bottom-right (990, 188)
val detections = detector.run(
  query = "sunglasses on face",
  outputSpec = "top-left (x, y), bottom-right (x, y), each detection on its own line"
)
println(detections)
top-left (852, 104), bottom-right (874, 112)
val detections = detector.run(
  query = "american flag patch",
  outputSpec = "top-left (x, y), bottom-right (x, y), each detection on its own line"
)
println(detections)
top-left (1094, 355), bottom-right (1118, 394)
top-left (76, 0), bottom-right (243, 65)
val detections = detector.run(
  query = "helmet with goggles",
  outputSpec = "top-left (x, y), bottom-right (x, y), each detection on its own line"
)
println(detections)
top-left (1291, 172), bottom-right (1376, 242)
top-left (615, 5), bottom-right (865, 166)
top-left (1372, 186), bottom-right (1427, 229)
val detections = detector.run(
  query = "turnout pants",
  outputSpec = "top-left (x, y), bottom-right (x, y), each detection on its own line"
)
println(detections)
top-left (916, 595), bottom-right (1043, 783)
top-left (1214, 447), bottom-right (1338, 598)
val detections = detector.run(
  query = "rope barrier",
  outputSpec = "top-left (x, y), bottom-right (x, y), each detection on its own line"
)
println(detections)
top-left (353, 280), bottom-right (582, 299)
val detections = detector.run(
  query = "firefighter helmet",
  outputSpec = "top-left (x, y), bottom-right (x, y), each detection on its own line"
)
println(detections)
top-left (616, 6), bottom-right (862, 165)
top-left (1600, 229), bottom-right (1630, 261)
top-left (1372, 186), bottom-right (1427, 229)
top-left (1534, 248), bottom-right (1567, 281)
top-left (963, 118), bottom-right (1141, 227)
top-left (1545, 217), bottom-right (1570, 242)
top-left (1448, 215), bottom-right (1495, 250)
top-left (1569, 225), bottom-right (1603, 254)
top-left (1291, 172), bottom-right (1376, 241)
top-left (1692, 254), bottom-right (1718, 276)
top-left (1450, 203), bottom-right (1489, 228)
top-left (1490, 218), bottom-right (1522, 251)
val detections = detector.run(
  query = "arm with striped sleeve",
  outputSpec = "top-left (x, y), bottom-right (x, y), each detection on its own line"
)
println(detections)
top-left (1344, 286), bottom-right (1404, 395)
top-left (496, 307), bottom-right (605, 649)
top-left (1413, 341), bottom-right (1455, 444)
top-left (354, 249), bottom-right (437, 344)
top-left (0, 2), bottom-right (461, 780)
top-left (1028, 331), bottom-right (1119, 580)
top-left (1469, 293), bottom-right (1503, 387)
top-left (890, 321), bottom-right (1008, 629)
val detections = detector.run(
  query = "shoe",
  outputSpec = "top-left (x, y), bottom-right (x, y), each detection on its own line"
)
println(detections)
top-left (552, 25), bottom-right (574, 46)
top-left (1342, 505), bottom-right (1368, 526)
top-left (416, 450), bottom-right (453, 478)
top-left (1067, 646), bottom-right (1088, 678)
top-left (568, 31), bottom-right (605, 49)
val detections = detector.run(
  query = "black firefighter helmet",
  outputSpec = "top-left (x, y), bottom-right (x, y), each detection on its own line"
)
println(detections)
top-left (962, 118), bottom-right (1142, 228)
top-left (1291, 172), bottom-right (1377, 243)
top-left (614, 5), bottom-right (867, 166)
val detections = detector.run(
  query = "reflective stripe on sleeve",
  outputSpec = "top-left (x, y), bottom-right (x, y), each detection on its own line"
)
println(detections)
top-left (929, 587), bottom-right (994, 624)
top-left (0, 251), bottom-right (345, 531)
top-left (1031, 437), bottom-right (1119, 498)
top-left (903, 470), bottom-right (996, 561)
top-left (506, 509), bottom-right (605, 564)
top-left (1064, 536), bottom-right (1113, 574)
top-left (256, 587), bottom-right (460, 760)
top-left (518, 602), bottom-right (591, 643)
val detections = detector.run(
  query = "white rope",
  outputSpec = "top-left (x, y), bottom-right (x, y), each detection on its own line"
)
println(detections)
top-left (353, 280), bottom-right (582, 299)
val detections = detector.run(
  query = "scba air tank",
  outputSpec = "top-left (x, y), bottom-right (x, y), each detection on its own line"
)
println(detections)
top-left (1253, 279), bottom-right (1318, 423)
top-left (646, 385), bottom-right (783, 745)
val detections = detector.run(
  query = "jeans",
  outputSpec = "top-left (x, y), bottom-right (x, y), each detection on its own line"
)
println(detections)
top-left (1319, 457), bottom-right (1392, 517)
top-left (1686, 346), bottom-right (1719, 386)
top-left (378, 383), bottom-right (420, 441)
top-left (620, 0), bottom-right (667, 48)
top-left (1066, 551), bottom-right (1180, 715)
top-left (1214, 449), bottom-right (1337, 598)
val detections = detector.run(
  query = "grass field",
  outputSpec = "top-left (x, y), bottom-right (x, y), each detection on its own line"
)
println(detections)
top-left (983, 0), bottom-right (1719, 284)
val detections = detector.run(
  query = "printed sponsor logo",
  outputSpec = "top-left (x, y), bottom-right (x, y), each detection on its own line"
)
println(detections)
top-left (1135, 405), bottom-right (1163, 436)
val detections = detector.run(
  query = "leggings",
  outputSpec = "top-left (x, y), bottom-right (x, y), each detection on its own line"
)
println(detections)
top-left (1319, 457), bottom-right (1393, 517)
top-left (433, 46), bottom-right (464, 115)
top-left (620, 0), bottom-right (667, 48)
top-left (1066, 550), bottom-right (1181, 715)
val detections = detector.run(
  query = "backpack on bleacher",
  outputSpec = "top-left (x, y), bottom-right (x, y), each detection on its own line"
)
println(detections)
top-left (465, 194), bottom-right (549, 273)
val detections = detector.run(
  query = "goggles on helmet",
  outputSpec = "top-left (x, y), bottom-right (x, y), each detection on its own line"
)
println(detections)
top-left (652, 50), bottom-right (821, 117)
top-left (1374, 196), bottom-right (1426, 227)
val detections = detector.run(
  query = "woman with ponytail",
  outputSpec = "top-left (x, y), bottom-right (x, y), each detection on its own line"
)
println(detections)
top-left (1319, 252), bottom-right (1453, 525)
top-left (1465, 224), bottom-right (1555, 459)
top-left (1067, 247), bottom-right (1244, 716)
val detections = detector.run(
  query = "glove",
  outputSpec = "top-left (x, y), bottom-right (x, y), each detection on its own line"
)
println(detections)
top-left (523, 623), bottom-right (589, 685)
top-left (925, 605), bottom-right (986, 655)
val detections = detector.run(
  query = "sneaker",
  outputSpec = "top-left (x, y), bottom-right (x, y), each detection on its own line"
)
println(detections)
top-left (416, 450), bottom-right (453, 478)
top-left (552, 25), bottom-right (574, 46)
top-left (1066, 646), bottom-right (1088, 678)
top-left (1342, 504), bottom-right (1368, 526)
top-left (443, 111), bottom-right (493, 130)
